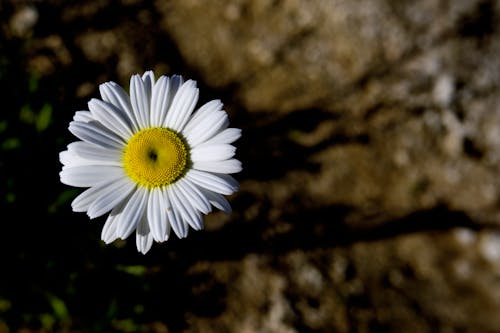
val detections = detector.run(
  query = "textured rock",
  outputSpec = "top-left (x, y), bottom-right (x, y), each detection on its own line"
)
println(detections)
top-left (156, 1), bottom-right (500, 331)
top-left (158, 0), bottom-right (500, 226)
top-left (157, 0), bottom-right (408, 112)
top-left (182, 229), bottom-right (500, 333)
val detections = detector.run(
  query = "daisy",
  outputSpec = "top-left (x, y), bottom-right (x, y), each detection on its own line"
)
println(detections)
top-left (59, 71), bottom-right (241, 254)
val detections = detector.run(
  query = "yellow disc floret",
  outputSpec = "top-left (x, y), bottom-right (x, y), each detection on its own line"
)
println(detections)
top-left (123, 127), bottom-right (188, 188)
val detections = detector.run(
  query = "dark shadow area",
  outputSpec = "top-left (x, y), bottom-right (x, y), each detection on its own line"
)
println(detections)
top-left (178, 202), bottom-right (479, 264)
top-left (235, 108), bottom-right (369, 181)
top-left (457, 0), bottom-right (497, 39)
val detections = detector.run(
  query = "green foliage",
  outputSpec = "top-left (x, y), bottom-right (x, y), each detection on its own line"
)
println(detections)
top-left (1, 137), bottom-right (21, 150)
top-left (46, 293), bottom-right (69, 320)
top-left (19, 103), bottom-right (52, 132)
top-left (116, 265), bottom-right (147, 276)
top-left (48, 189), bottom-right (79, 214)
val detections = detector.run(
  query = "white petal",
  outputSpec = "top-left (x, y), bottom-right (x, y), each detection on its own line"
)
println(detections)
top-left (140, 70), bottom-right (155, 130)
top-left (130, 74), bottom-right (150, 128)
top-left (142, 71), bottom-right (155, 86)
top-left (203, 128), bottom-right (242, 145)
top-left (136, 216), bottom-right (154, 254)
top-left (183, 100), bottom-right (231, 147)
top-left (116, 187), bottom-right (148, 239)
top-left (88, 98), bottom-right (133, 139)
top-left (69, 121), bottom-right (124, 149)
top-left (99, 82), bottom-right (138, 132)
top-left (60, 165), bottom-right (124, 187)
top-left (61, 148), bottom-right (114, 168)
top-left (185, 170), bottom-right (238, 195)
top-left (101, 196), bottom-right (131, 244)
top-left (73, 110), bottom-right (93, 122)
top-left (99, 82), bottom-right (132, 113)
top-left (185, 112), bottom-right (228, 147)
top-left (188, 209), bottom-right (204, 231)
top-left (150, 76), bottom-right (170, 127)
top-left (152, 74), bottom-right (183, 127)
top-left (169, 183), bottom-right (203, 231)
top-left (167, 75), bottom-right (184, 104)
top-left (147, 189), bottom-right (169, 242)
top-left (101, 213), bottom-right (120, 244)
top-left (199, 187), bottom-right (232, 213)
top-left (67, 141), bottom-right (121, 166)
top-left (163, 80), bottom-right (199, 132)
top-left (164, 187), bottom-right (188, 238)
top-left (193, 159), bottom-right (242, 174)
top-left (190, 144), bottom-right (236, 162)
top-left (87, 178), bottom-right (136, 219)
top-left (177, 178), bottom-right (211, 214)
top-left (215, 173), bottom-right (240, 190)
top-left (59, 150), bottom-right (75, 166)
top-left (184, 100), bottom-right (223, 133)
top-left (60, 156), bottom-right (89, 169)
top-left (71, 184), bottom-right (104, 212)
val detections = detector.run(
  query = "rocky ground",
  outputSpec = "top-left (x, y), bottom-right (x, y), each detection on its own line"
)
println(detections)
top-left (2, 0), bottom-right (500, 332)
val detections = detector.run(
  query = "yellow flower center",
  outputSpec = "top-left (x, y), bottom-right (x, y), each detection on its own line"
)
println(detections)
top-left (123, 127), bottom-right (188, 188)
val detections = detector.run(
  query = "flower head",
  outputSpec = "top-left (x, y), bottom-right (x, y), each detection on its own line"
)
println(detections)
top-left (60, 71), bottom-right (241, 254)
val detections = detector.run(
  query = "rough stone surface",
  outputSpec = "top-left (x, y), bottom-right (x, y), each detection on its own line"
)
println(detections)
top-left (182, 228), bottom-right (500, 333)
top-left (157, 0), bottom-right (500, 226)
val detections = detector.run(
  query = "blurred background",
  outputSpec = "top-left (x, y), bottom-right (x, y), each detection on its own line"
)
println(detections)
top-left (2, 0), bottom-right (500, 332)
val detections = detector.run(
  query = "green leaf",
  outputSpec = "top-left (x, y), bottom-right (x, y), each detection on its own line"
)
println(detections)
top-left (48, 189), bottom-right (79, 214)
top-left (0, 299), bottom-right (11, 312)
top-left (116, 265), bottom-right (146, 276)
top-left (36, 103), bottom-right (52, 132)
top-left (46, 293), bottom-right (69, 320)
top-left (2, 137), bottom-right (21, 150)
top-left (0, 121), bottom-right (7, 133)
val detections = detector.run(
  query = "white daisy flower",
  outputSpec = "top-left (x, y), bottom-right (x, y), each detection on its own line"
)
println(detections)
top-left (59, 71), bottom-right (242, 254)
